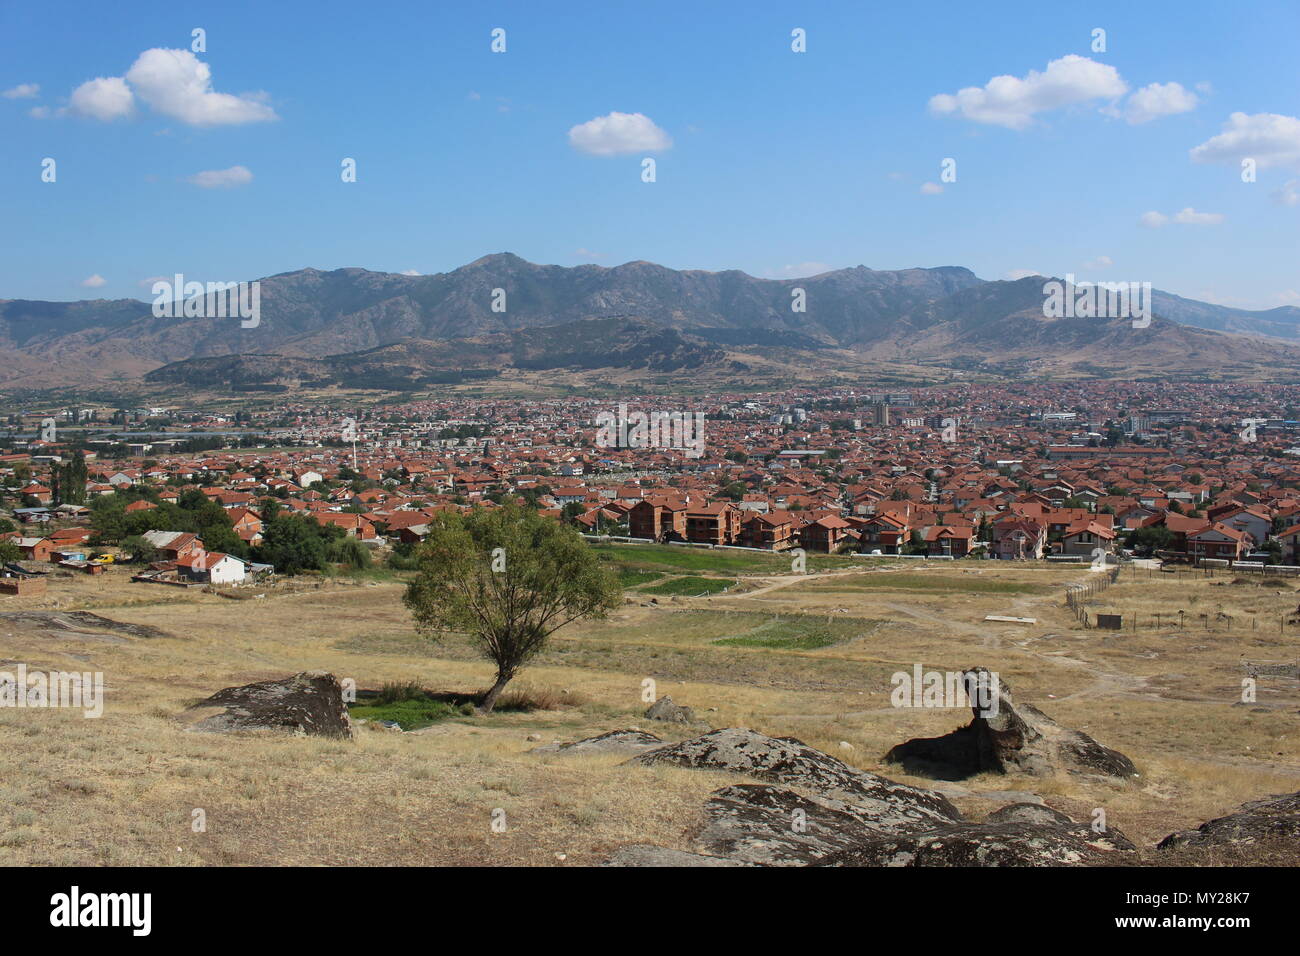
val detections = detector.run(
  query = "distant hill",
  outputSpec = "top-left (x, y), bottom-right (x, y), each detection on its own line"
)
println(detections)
top-left (143, 318), bottom-right (729, 389)
top-left (5, 254), bottom-right (1300, 386)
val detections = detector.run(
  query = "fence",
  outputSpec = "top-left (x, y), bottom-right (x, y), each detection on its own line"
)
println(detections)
top-left (1093, 610), bottom-right (1295, 634)
top-left (1064, 566), bottom-right (1121, 628)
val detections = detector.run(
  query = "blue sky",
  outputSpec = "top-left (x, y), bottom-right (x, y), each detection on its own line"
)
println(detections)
top-left (2, 0), bottom-right (1297, 309)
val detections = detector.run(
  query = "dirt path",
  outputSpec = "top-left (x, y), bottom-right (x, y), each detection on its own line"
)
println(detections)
top-left (712, 569), bottom-right (867, 600)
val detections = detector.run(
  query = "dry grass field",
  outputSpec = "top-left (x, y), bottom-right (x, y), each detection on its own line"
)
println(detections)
top-left (1, 554), bottom-right (1297, 866)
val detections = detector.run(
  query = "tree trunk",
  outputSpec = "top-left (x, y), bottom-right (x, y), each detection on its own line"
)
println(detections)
top-left (479, 672), bottom-right (512, 713)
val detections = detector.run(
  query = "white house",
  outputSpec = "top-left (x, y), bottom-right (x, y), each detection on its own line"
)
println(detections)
top-left (1217, 507), bottom-right (1271, 549)
top-left (204, 554), bottom-right (247, 585)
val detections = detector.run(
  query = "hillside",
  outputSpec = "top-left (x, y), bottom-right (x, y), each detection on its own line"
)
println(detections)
top-left (5, 255), bottom-right (1300, 387)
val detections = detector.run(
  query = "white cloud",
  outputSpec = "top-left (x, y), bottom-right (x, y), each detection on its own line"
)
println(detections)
top-left (1273, 179), bottom-right (1300, 207)
top-left (568, 111), bottom-right (671, 156)
top-left (29, 106), bottom-right (50, 119)
top-left (928, 55), bottom-right (1127, 129)
top-left (1140, 207), bottom-right (1223, 227)
top-left (1004, 268), bottom-right (1044, 280)
top-left (920, 182), bottom-right (944, 195)
top-left (1124, 82), bottom-right (1197, 124)
top-left (1190, 112), bottom-right (1300, 170)
top-left (68, 76), bottom-right (134, 121)
top-left (399, 269), bottom-right (421, 276)
top-left (80, 274), bottom-right (107, 288)
top-left (1173, 207), bottom-right (1224, 225)
top-left (138, 275), bottom-right (168, 288)
top-left (575, 248), bottom-right (606, 259)
top-left (1083, 255), bottom-right (1113, 270)
top-left (187, 165), bottom-right (253, 188)
top-left (3, 83), bottom-right (39, 99)
top-left (125, 49), bottom-right (276, 126)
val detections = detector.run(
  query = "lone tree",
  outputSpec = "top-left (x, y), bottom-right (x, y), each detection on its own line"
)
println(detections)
top-left (404, 504), bottom-right (621, 713)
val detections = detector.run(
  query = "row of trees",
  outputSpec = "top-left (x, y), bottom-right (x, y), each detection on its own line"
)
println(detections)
top-left (87, 489), bottom-right (372, 571)
top-left (49, 451), bottom-right (89, 506)
top-left (90, 488), bottom-right (248, 557)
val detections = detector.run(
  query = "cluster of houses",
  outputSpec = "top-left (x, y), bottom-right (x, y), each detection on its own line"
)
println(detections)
top-left (132, 530), bottom-right (268, 586)
top-left (5, 382), bottom-right (1300, 576)
top-left (1, 523), bottom-right (264, 586)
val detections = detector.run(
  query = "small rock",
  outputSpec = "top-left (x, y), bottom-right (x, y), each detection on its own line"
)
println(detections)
top-left (645, 695), bottom-right (695, 723)
top-left (531, 729), bottom-right (665, 756)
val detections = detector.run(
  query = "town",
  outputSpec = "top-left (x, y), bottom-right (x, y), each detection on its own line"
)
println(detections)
top-left (4, 381), bottom-right (1300, 587)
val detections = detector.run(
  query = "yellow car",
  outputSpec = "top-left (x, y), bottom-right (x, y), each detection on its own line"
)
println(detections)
top-left (94, 553), bottom-right (115, 563)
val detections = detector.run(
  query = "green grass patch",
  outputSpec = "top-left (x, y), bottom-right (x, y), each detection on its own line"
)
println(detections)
top-left (347, 680), bottom-right (473, 730)
top-left (714, 616), bottom-right (848, 650)
top-left (347, 698), bottom-right (467, 730)
top-left (641, 575), bottom-right (734, 596)
top-left (617, 568), bottom-right (664, 588)
top-left (593, 543), bottom-right (777, 575)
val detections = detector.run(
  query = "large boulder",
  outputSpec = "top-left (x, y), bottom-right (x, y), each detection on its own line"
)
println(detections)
top-left (631, 728), bottom-right (963, 830)
top-left (185, 671), bottom-right (353, 738)
top-left (697, 784), bottom-right (942, 865)
top-left (885, 668), bottom-right (1137, 779)
top-left (617, 727), bottom-right (1137, 867)
top-left (1157, 791), bottom-right (1300, 849)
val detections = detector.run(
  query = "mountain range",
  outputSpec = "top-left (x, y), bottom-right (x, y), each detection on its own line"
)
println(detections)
top-left (2, 253), bottom-right (1297, 390)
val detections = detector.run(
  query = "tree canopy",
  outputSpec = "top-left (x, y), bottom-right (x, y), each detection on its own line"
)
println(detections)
top-left (403, 504), bottom-right (620, 712)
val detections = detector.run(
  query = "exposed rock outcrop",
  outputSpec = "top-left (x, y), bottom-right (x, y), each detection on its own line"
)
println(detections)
top-left (697, 784), bottom-right (942, 865)
top-left (884, 668), bottom-right (1137, 779)
top-left (531, 729), bottom-right (666, 756)
top-left (985, 802), bottom-right (1074, 827)
top-left (1157, 791), bottom-right (1300, 849)
top-left (185, 671), bottom-right (353, 738)
top-left (631, 727), bottom-right (963, 827)
top-left (612, 727), bottom-right (1137, 867)
top-left (817, 820), bottom-right (1136, 867)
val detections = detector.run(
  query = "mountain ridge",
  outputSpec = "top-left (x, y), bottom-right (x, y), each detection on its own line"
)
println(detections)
top-left (3, 254), bottom-right (1298, 387)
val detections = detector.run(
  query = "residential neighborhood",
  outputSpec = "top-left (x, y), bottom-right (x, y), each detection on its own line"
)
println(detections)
top-left (5, 381), bottom-right (1300, 578)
